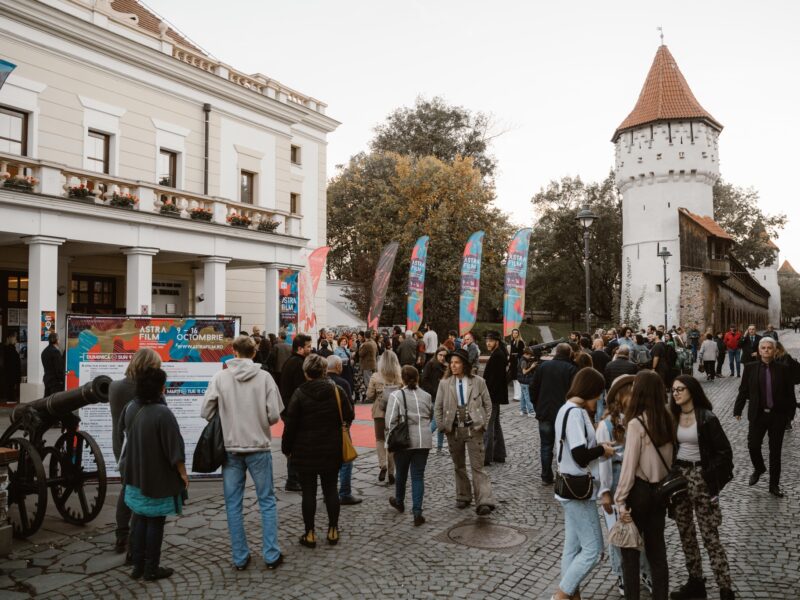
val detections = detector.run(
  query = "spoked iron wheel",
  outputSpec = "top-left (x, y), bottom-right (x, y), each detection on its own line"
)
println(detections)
top-left (48, 430), bottom-right (107, 525)
top-left (6, 437), bottom-right (48, 538)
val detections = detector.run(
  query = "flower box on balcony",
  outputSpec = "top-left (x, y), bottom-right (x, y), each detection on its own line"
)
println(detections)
top-left (257, 219), bottom-right (280, 233)
top-left (160, 202), bottom-right (181, 216)
top-left (109, 192), bottom-right (138, 209)
top-left (189, 207), bottom-right (213, 221)
top-left (3, 175), bottom-right (38, 192)
top-left (68, 185), bottom-right (95, 199)
top-left (227, 213), bottom-right (252, 228)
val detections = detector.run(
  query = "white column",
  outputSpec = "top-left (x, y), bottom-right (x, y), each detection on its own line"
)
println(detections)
top-left (192, 266), bottom-right (205, 314)
top-left (23, 236), bottom-right (65, 402)
top-left (123, 247), bottom-right (158, 314)
top-left (201, 256), bottom-right (230, 315)
top-left (263, 264), bottom-right (281, 335)
top-left (56, 256), bottom-right (72, 346)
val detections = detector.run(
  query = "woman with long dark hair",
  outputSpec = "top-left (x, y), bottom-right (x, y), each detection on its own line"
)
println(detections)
top-left (615, 370), bottom-right (675, 600)
top-left (508, 328), bottom-right (525, 401)
top-left (668, 375), bottom-right (735, 600)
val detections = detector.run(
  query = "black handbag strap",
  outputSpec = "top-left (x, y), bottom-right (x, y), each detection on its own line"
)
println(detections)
top-left (557, 406), bottom-right (587, 464)
top-left (636, 417), bottom-right (671, 472)
top-left (399, 389), bottom-right (409, 421)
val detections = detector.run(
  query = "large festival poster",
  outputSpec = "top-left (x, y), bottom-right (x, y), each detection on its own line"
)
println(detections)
top-left (67, 315), bottom-right (240, 478)
top-left (503, 228), bottom-right (533, 336)
top-left (279, 269), bottom-right (299, 340)
top-left (406, 236), bottom-right (430, 333)
top-left (459, 231), bottom-right (485, 336)
top-left (367, 241), bottom-right (400, 330)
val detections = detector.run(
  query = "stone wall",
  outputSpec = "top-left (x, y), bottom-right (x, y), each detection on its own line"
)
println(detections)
top-left (679, 271), bottom-right (709, 330)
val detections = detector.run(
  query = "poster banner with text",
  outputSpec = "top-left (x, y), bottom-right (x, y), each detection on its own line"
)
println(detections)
top-left (41, 310), bottom-right (56, 341)
top-left (67, 315), bottom-right (240, 478)
top-left (406, 235), bottom-right (430, 333)
top-left (459, 231), bottom-right (485, 336)
top-left (367, 241), bottom-right (400, 330)
top-left (279, 269), bottom-right (299, 340)
top-left (299, 246), bottom-right (330, 333)
top-left (503, 228), bottom-right (533, 337)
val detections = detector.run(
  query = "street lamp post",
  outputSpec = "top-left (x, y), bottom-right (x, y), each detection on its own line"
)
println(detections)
top-left (576, 204), bottom-right (598, 333)
top-left (658, 246), bottom-right (672, 329)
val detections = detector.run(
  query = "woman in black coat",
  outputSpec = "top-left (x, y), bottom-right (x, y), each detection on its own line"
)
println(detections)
top-left (507, 329), bottom-right (525, 400)
top-left (420, 346), bottom-right (448, 451)
top-left (282, 353), bottom-right (354, 548)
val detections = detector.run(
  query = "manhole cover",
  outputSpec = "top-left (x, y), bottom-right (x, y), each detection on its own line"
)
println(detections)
top-left (447, 522), bottom-right (528, 549)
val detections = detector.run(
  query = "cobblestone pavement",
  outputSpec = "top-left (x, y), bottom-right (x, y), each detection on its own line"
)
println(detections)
top-left (2, 332), bottom-right (799, 599)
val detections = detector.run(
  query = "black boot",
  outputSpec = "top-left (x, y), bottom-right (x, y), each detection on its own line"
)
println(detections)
top-left (719, 590), bottom-right (735, 600)
top-left (143, 561), bottom-right (174, 581)
top-left (670, 577), bottom-right (707, 599)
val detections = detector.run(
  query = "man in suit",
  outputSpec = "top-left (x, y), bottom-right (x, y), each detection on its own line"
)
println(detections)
top-left (482, 331), bottom-right (508, 466)
top-left (739, 324), bottom-right (761, 365)
top-left (530, 343), bottom-right (578, 484)
top-left (734, 337), bottom-right (797, 497)
top-left (41, 333), bottom-right (65, 396)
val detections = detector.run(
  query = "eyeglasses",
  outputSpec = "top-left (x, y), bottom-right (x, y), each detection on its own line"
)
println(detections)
top-left (671, 386), bottom-right (687, 394)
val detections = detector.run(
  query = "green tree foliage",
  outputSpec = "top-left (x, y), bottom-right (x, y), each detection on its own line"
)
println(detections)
top-left (713, 180), bottom-right (787, 269)
top-left (526, 173), bottom-right (622, 323)
top-left (779, 271), bottom-right (800, 323)
top-left (327, 153), bottom-right (512, 332)
top-left (370, 96), bottom-right (499, 181)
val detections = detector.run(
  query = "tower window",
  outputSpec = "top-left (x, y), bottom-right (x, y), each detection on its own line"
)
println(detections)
top-left (668, 123), bottom-right (672, 144)
top-left (679, 152), bottom-right (685, 159)
top-left (656, 153), bottom-right (662, 160)
top-left (655, 284), bottom-right (662, 292)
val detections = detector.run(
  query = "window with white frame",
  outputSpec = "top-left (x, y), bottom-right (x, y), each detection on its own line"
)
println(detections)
top-left (87, 130), bottom-right (110, 174)
top-left (241, 170), bottom-right (255, 204)
top-left (0, 106), bottom-right (28, 156)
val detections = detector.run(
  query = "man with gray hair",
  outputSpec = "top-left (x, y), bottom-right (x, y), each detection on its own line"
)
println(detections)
top-left (603, 345), bottom-right (638, 390)
top-left (327, 355), bottom-right (362, 506)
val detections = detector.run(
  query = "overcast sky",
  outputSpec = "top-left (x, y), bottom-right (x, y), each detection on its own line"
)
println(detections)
top-left (145, 0), bottom-right (799, 269)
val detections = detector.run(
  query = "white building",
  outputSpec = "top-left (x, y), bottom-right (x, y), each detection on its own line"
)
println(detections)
top-left (751, 241), bottom-right (781, 327)
top-left (0, 0), bottom-right (338, 400)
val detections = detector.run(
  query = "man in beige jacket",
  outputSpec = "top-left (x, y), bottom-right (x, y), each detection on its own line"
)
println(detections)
top-left (435, 348), bottom-right (496, 515)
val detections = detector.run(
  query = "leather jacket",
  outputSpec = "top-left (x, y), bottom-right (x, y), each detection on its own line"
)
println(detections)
top-left (676, 406), bottom-right (733, 497)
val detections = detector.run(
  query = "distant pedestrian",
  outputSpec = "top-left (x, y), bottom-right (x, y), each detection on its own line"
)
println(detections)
top-left (201, 335), bottom-right (284, 570)
top-left (282, 353), bottom-right (354, 548)
top-left (280, 334), bottom-right (313, 492)
top-left (367, 350), bottom-right (402, 484)
top-left (422, 323), bottom-right (439, 363)
top-left (386, 366), bottom-right (433, 526)
top-left (517, 347), bottom-right (536, 416)
top-left (722, 325), bottom-right (742, 377)
top-left (763, 324), bottom-right (778, 341)
top-left (508, 328), bottom-right (525, 401)
top-left (267, 330), bottom-right (292, 382)
top-left (358, 331), bottom-right (378, 388)
top-left (738, 324), bottom-right (761, 365)
top-left (697, 333), bottom-right (718, 381)
top-left (603, 346), bottom-right (638, 390)
top-left (435, 348), bottom-right (496, 515)
top-left (461, 332), bottom-right (480, 375)
top-left (2, 332), bottom-right (21, 403)
top-left (420, 346), bottom-right (448, 451)
top-left (714, 332), bottom-right (726, 377)
top-left (41, 332), bottom-right (65, 396)
top-left (397, 331), bottom-right (419, 367)
top-left (328, 355), bottom-right (362, 506)
top-left (482, 331), bottom-right (508, 465)
top-left (120, 367), bottom-right (187, 581)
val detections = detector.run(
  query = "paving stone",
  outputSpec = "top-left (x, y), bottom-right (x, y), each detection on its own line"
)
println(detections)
top-left (0, 591), bottom-right (31, 600)
top-left (85, 553), bottom-right (126, 575)
top-left (0, 560), bottom-right (29, 571)
top-left (25, 572), bottom-right (83, 594)
top-left (62, 541), bottom-right (93, 553)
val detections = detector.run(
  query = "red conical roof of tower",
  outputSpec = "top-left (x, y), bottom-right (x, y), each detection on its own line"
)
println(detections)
top-left (612, 45), bottom-right (722, 141)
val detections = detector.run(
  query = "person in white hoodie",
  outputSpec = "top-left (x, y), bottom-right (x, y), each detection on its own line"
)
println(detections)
top-left (201, 335), bottom-right (284, 571)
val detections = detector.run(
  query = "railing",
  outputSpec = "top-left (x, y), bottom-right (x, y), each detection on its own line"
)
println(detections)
top-left (708, 258), bottom-right (731, 279)
top-left (0, 152), bottom-right (302, 237)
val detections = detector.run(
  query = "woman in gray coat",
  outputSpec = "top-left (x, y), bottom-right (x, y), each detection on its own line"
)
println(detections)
top-left (386, 365), bottom-right (433, 526)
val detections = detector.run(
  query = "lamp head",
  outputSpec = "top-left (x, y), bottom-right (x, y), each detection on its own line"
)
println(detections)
top-left (575, 204), bottom-right (598, 229)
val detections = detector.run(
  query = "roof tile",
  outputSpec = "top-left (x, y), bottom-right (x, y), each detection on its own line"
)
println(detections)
top-left (679, 208), bottom-right (733, 241)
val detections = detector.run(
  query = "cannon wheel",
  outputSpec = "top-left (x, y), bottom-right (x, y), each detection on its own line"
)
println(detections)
top-left (6, 437), bottom-right (48, 538)
top-left (48, 430), bottom-right (107, 525)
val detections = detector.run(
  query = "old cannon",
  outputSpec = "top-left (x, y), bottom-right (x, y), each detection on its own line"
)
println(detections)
top-left (1, 376), bottom-right (111, 538)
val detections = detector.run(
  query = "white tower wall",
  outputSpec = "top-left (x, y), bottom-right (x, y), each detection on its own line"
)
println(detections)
top-left (752, 251), bottom-right (781, 327)
top-left (616, 121), bottom-right (720, 328)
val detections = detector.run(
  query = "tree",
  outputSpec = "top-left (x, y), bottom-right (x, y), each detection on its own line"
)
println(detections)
top-left (779, 271), bottom-right (800, 324)
top-left (713, 180), bottom-right (787, 269)
top-left (327, 153), bottom-right (512, 332)
top-left (526, 173), bottom-right (622, 325)
top-left (370, 96), bottom-right (500, 181)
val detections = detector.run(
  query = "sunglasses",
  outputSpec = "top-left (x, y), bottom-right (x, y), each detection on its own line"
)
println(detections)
top-left (671, 386), bottom-right (687, 394)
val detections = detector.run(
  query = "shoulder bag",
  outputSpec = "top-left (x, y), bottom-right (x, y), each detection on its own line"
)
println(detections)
top-left (192, 411), bottom-right (226, 473)
top-left (386, 390), bottom-right (411, 452)
top-left (554, 407), bottom-right (594, 500)
top-left (637, 417), bottom-right (687, 508)
top-left (335, 385), bottom-right (358, 463)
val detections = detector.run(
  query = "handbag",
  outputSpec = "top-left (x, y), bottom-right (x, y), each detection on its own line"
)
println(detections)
top-left (609, 516), bottom-right (644, 550)
top-left (192, 412), bottom-right (226, 473)
top-left (637, 417), bottom-right (688, 508)
top-left (335, 385), bottom-right (358, 463)
top-left (386, 390), bottom-right (411, 453)
top-left (554, 407), bottom-right (594, 500)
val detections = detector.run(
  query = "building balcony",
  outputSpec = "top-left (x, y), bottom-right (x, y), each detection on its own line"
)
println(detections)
top-left (0, 152), bottom-right (302, 238)
top-left (708, 257), bottom-right (731, 279)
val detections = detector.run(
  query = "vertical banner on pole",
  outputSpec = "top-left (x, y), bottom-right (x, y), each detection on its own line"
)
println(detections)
top-left (367, 242), bottom-right (400, 330)
top-left (278, 269), bottom-right (299, 340)
top-left (0, 60), bottom-right (16, 91)
top-left (406, 235), bottom-right (430, 333)
top-left (459, 231), bottom-right (485, 336)
top-left (298, 246), bottom-right (330, 334)
top-left (503, 228), bottom-right (533, 337)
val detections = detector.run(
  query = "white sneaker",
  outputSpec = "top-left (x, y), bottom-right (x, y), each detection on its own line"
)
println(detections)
top-left (641, 573), bottom-right (653, 593)
top-left (616, 576), bottom-right (625, 596)
top-left (520, 412), bottom-right (525, 416)
top-left (528, 413), bottom-right (535, 417)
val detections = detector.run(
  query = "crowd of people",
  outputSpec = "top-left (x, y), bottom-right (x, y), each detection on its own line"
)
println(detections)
top-left (106, 321), bottom-right (799, 600)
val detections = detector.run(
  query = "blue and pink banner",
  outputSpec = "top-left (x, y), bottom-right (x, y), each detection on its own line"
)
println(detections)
top-left (279, 269), bottom-right (299, 340)
top-left (459, 231), bottom-right (485, 336)
top-left (406, 235), bottom-right (430, 333)
top-left (0, 60), bottom-right (15, 91)
top-left (503, 228), bottom-right (532, 337)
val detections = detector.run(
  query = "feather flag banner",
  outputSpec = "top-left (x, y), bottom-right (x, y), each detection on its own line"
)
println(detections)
top-left (298, 246), bottom-right (330, 333)
top-left (0, 60), bottom-right (15, 91)
top-left (367, 241), bottom-right (400, 330)
top-left (503, 228), bottom-right (532, 337)
top-left (406, 235), bottom-right (430, 333)
top-left (459, 231), bottom-right (485, 336)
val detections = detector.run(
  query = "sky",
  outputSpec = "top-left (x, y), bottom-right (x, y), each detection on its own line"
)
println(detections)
top-left (145, 0), bottom-right (799, 269)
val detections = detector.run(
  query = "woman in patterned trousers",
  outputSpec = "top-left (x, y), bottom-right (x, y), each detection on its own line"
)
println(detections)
top-left (669, 375), bottom-right (735, 600)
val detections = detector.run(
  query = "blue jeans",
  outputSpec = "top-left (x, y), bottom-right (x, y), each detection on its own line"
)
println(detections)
top-left (519, 384), bottom-right (534, 414)
top-left (222, 451), bottom-right (280, 566)
top-left (559, 499), bottom-right (603, 595)
top-left (539, 419), bottom-right (556, 482)
top-left (595, 390), bottom-right (606, 424)
top-left (393, 448), bottom-right (429, 516)
top-left (429, 417), bottom-right (445, 449)
top-left (727, 349), bottom-right (740, 376)
top-left (338, 461), bottom-right (353, 498)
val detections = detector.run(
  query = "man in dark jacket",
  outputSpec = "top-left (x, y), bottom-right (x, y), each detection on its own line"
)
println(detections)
top-left (482, 331), bottom-right (508, 466)
top-left (2, 332), bottom-right (21, 403)
top-left (590, 337), bottom-right (611, 373)
top-left (734, 337), bottom-right (796, 497)
top-left (279, 334), bottom-right (312, 491)
top-left (603, 346), bottom-right (639, 390)
top-left (41, 332), bottom-right (65, 396)
top-left (738, 324), bottom-right (761, 365)
top-left (396, 332), bottom-right (419, 367)
top-left (530, 343), bottom-right (578, 484)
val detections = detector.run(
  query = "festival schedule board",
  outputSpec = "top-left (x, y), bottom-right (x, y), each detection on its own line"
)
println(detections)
top-left (67, 315), bottom-right (240, 479)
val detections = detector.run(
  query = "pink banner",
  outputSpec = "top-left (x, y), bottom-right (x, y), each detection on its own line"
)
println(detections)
top-left (459, 231), bottom-right (485, 336)
top-left (299, 246), bottom-right (330, 332)
top-left (503, 228), bottom-right (532, 336)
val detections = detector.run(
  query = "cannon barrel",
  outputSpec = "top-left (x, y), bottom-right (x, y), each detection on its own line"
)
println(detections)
top-left (10, 376), bottom-right (111, 422)
top-left (529, 338), bottom-right (567, 354)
